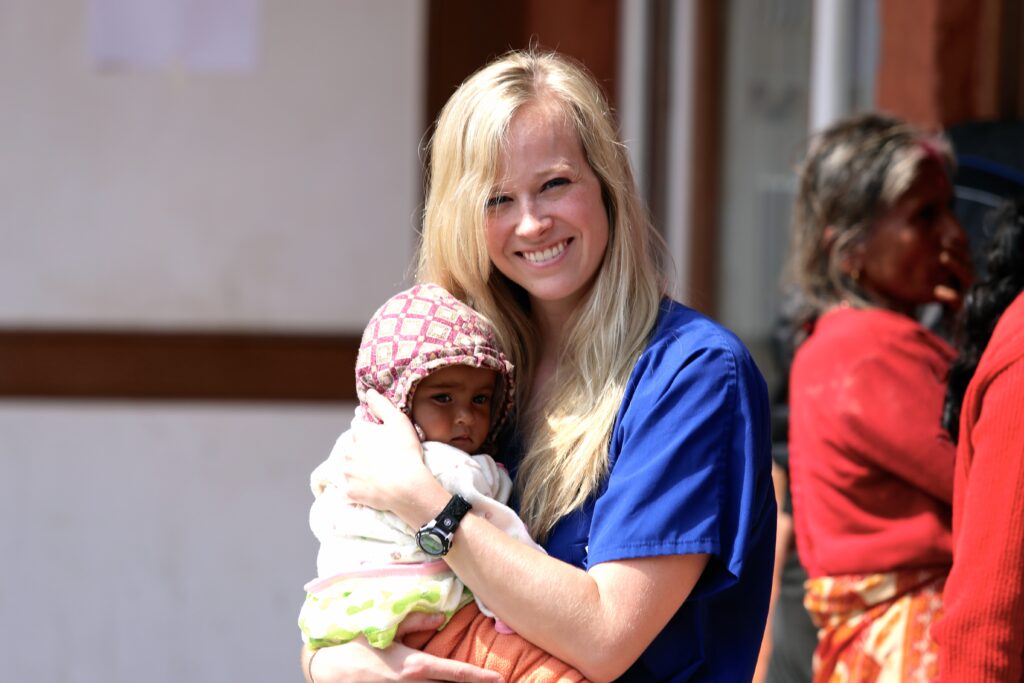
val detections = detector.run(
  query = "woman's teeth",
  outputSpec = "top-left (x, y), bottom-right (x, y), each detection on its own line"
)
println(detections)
top-left (522, 240), bottom-right (567, 264)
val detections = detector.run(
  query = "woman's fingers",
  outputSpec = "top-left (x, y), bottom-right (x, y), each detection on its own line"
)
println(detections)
top-left (396, 612), bottom-right (446, 638)
top-left (364, 388), bottom-right (406, 423)
top-left (303, 639), bottom-right (503, 683)
top-left (398, 650), bottom-right (504, 683)
top-left (392, 614), bottom-right (502, 682)
top-left (344, 391), bottom-right (435, 514)
top-left (355, 389), bottom-right (422, 451)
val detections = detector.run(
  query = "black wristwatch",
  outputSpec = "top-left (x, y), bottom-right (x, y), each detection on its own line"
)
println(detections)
top-left (415, 494), bottom-right (473, 557)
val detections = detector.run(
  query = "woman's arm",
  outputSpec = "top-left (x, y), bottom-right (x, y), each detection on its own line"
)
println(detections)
top-left (752, 462), bottom-right (793, 683)
top-left (447, 515), bottom-right (709, 682)
top-left (344, 390), bottom-right (709, 682)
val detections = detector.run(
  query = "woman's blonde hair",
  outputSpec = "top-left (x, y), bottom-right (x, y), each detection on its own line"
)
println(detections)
top-left (417, 50), bottom-right (666, 539)
top-left (790, 112), bottom-right (955, 320)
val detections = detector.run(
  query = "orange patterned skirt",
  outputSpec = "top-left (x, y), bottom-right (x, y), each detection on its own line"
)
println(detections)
top-left (803, 569), bottom-right (946, 682)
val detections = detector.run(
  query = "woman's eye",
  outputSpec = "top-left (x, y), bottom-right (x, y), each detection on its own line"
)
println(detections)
top-left (916, 203), bottom-right (939, 225)
top-left (542, 177), bottom-right (570, 191)
top-left (486, 194), bottom-right (511, 209)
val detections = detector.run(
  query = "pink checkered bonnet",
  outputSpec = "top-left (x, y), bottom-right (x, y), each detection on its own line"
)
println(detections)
top-left (355, 283), bottom-right (515, 443)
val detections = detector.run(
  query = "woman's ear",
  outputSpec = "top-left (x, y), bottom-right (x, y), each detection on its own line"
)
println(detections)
top-left (839, 241), bottom-right (866, 283)
top-left (824, 225), bottom-right (864, 282)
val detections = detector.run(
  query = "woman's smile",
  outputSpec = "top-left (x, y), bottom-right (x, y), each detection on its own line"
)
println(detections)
top-left (520, 238), bottom-right (572, 265)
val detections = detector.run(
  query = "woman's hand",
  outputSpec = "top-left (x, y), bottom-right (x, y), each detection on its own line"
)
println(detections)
top-left (341, 390), bottom-right (448, 523)
top-left (303, 613), bottom-right (503, 683)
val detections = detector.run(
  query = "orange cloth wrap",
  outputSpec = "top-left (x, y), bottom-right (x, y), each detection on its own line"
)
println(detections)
top-left (407, 603), bottom-right (589, 682)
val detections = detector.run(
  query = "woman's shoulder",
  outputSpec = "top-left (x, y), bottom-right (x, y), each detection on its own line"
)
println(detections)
top-left (805, 305), bottom-right (953, 362)
top-left (988, 291), bottom-right (1024, 357)
top-left (816, 305), bottom-right (919, 336)
top-left (631, 299), bottom-right (765, 393)
top-left (645, 298), bottom-right (755, 361)
top-left (974, 290), bottom-right (1024, 381)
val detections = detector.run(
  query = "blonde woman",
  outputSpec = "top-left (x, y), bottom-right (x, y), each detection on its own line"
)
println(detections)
top-left (304, 50), bottom-right (775, 683)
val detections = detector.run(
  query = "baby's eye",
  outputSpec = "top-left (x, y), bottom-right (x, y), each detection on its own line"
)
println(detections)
top-left (430, 393), bottom-right (452, 404)
top-left (472, 394), bottom-right (492, 405)
top-left (542, 177), bottom-right (570, 191)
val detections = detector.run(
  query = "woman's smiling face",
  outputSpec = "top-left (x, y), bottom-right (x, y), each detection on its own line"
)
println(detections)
top-left (484, 99), bottom-right (609, 322)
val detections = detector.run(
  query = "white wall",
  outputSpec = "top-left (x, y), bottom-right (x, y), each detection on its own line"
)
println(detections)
top-left (0, 2), bottom-right (425, 681)
top-left (0, 401), bottom-right (354, 683)
top-left (0, 0), bottom-right (424, 330)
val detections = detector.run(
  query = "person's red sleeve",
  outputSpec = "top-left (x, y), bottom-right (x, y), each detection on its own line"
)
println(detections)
top-left (939, 360), bottom-right (1024, 682)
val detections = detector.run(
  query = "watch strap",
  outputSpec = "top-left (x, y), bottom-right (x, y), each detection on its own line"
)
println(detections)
top-left (415, 494), bottom-right (472, 556)
top-left (436, 494), bottom-right (473, 530)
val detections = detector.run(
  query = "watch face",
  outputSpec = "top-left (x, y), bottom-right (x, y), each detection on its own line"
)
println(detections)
top-left (417, 529), bottom-right (447, 556)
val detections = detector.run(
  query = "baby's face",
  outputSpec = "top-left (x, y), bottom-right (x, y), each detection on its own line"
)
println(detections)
top-left (410, 365), bottom-right (497, 453)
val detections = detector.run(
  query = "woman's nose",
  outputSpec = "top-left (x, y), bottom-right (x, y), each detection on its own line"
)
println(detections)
top-left (939, 209), bottom-right (966, 247)
top-left (516, 203), bottom-right (552, 239)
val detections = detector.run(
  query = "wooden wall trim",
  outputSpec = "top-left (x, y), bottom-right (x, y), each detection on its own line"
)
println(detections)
top-left (687, 0), bottom-right (725, 317)
top-left (0, 330), bottom-right (360, 401)
top-left (425, 0), bottom-right (620, 132)
top-left (522, 0), bottom-right (619, 105)
top-left (425, 1), bottom-right (527, 130)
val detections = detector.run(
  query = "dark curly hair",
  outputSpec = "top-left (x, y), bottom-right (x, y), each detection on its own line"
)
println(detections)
top-left (943, 197), bottom-right (1024, 441)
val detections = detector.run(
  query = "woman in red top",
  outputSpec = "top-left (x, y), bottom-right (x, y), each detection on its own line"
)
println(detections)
top-left (787, 113), bottom-right (973, 682)
top-left (938, 198), bottom-right (1024, 682)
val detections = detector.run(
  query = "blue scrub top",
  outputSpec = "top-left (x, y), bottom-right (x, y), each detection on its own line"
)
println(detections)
top-left (518, 300), bottom-right (776, 682)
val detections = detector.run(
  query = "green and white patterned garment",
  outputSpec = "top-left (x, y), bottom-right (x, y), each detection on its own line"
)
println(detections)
top-left (298, 563), bottom-right (474, 649)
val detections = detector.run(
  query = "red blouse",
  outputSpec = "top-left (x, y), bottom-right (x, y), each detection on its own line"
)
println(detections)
top-left (936, 291), bottom-right (1024, 683)
top-left (789, 306), bottom-right (955, 578)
